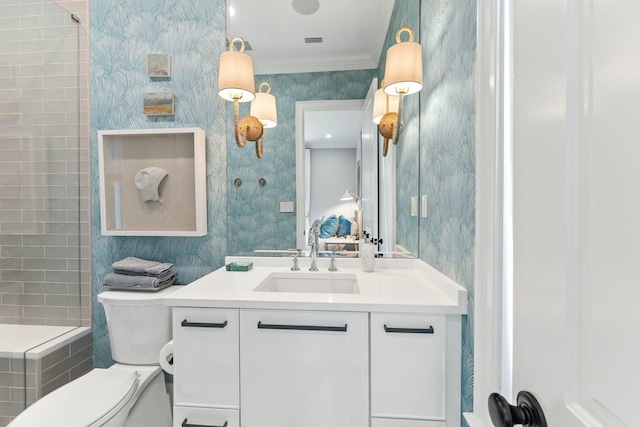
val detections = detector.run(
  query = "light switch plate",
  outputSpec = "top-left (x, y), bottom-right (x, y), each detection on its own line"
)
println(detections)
top-left (280, 201), bottom-right (294, 213)
top-left (411, 196), bottom-right (418, 217)
top-left (421, 195), bottom-right (428, 218)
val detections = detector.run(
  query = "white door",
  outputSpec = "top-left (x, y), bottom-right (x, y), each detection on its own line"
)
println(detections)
top-left (503, 0), bottom-right (640, 425)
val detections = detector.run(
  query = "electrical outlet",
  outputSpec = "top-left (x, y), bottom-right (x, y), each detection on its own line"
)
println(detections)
top-left (421, 195), bottom-right (428, 218)
top-left (280, 201), bottom-right (294, 213)
top-left (411, 197), bottom-right (418, 217)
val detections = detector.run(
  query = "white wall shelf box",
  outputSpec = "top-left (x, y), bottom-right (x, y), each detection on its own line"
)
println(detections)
top-left (98, 128), bottom-right (207, 236)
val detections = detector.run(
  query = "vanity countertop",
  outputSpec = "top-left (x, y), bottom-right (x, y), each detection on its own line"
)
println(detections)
top-left (163, 256), bottom-right (467, 314)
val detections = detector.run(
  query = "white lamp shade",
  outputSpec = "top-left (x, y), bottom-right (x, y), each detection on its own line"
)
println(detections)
top-left (373, 89), bottom-right (400, 124)
top-left (372, 88), bottom-right (387, 124)
top-left (250, 92), bottom-right (277, 128)
top-left (383, 41), bottom-right (423, 96)
top-left (387, 94), bottom-right (400, 113)
top-left (218, 50), bottom-right (256, 102)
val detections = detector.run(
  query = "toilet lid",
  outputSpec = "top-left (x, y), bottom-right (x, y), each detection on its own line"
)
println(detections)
top-left (9, 368), bottom-right (139, 427)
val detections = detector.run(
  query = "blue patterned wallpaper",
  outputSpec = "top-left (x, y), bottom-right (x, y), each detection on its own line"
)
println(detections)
top-left (226, 70), bottom-right (375, 254)
top-left (419, 0), bottom-right (477, 422)
top-left (90, 0), bottom-right (227, 367)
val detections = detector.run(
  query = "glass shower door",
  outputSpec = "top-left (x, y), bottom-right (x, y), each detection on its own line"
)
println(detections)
top-left (0, 2), bottom-right (85, 424)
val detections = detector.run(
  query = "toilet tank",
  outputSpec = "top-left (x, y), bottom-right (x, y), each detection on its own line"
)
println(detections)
top-left (98, 286), bottom-right (180, 365)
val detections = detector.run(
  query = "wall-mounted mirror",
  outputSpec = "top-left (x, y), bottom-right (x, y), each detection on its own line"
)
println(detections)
top-left (226, 0), bottom-right (420, 257)
top-left (295, 99), bottom-right (369, 254)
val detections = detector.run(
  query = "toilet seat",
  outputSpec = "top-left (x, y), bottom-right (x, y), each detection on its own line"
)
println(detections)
top-left (9, 368), bottom-right (139, 427)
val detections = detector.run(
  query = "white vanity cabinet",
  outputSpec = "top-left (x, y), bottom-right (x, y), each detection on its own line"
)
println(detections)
top-left (171, 307), bottom-right (461, 427)
top-left (239, 309), bottom-right (369, 427)
top-left (371, 313), bottom-right (452, 427)
top-left (172, 308), bottom-right (240, 427)
top-left (166, 259), bottom-right (467, 427)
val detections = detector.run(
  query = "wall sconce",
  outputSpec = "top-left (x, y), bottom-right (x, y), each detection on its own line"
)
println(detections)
top-left (379, 26), bottom-right (423, 156)
top-left (340, 189), bottom-right (361, 208)
top-left (218, 37), bottom-right (265, 156)
top-left (249, 82), bottom-right (278, 158)
top-left (372, 79), bottom-right (400, 156)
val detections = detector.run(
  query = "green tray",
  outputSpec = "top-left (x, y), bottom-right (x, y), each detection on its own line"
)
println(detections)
top-left (225, 262), bottom-right (253, 272)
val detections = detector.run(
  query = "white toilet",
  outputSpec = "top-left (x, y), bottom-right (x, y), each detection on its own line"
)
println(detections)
top-left (9, 286), bottom-right (179, 427)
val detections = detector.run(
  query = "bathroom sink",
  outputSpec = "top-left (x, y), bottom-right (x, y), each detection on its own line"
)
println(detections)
top-left (254, 273), bottom-right (359, 294)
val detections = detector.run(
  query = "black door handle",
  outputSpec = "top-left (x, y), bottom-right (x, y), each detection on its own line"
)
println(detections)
top-left (257, 321), bottom-right (347, 332)
top-left (181, 319), bottom-right (228, 328)
top-left (488, 391), bottom-right (547, 427)
top-left (182, 419), bottom-right (227, 427)
top-left (384, 324), bottom-right (434, 334)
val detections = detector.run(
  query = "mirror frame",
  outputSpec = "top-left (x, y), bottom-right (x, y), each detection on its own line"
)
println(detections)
top-left (295, 99), bottom-right (366, 250)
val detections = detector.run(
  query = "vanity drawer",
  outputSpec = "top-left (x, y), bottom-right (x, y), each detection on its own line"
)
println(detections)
top-left (372, 418), bottom-right (446, 427)
top-left (174, 406), bottom-right (239, 427)
top-left (172, 308), bottom-right (239, 408)
top-left (371, 313), bottom-right (446, 421)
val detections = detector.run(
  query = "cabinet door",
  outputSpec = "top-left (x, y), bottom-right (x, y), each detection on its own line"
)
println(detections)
top-left (240, 309), bottom-right (369, 427)
top-left (173, 406), bottom-right (239, 427)
top-left (371, 313), bottom-right (446, 421)
top-left (173, 308), bottom-right (239, 408)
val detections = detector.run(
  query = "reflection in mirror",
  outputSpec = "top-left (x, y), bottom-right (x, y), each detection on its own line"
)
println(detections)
top-left (226, 0), bottom-right (420, 258)
top-left (295, 100), bottom-right (366, 254)
top-left (378, 0), bottom-right (420, 257)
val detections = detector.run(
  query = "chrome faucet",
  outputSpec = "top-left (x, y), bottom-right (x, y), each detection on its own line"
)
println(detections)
top-left (308, 217), bottom-right (323, 271)
top-left (328, 251), bottom-right (338, 271)
top-left (290, 249), bottom-right (301, 271)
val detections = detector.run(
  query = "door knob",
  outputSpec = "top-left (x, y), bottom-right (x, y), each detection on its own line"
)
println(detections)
top-left (488, 391), bottom-right (547, 427)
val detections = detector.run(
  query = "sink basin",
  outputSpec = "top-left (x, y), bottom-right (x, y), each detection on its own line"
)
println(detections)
top-left (254, 273), bottom-right (359, 294)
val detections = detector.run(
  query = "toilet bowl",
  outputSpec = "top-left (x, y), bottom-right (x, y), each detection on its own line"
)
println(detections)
top-left (9, 285), bottom-right (179, 427)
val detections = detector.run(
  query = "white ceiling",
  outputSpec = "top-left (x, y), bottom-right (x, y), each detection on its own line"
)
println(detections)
top-left (304, 109), bottom-right (364, 149)
top-left (227, 0), bottom-right (395, 75)
top-left (227, 0), bottom-right (393, 148)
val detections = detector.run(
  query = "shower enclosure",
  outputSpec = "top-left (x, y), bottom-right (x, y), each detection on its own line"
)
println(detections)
top-left (0, 1), bottom-right (91, 425)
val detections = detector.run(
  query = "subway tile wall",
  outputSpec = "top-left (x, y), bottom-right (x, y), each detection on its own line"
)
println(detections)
top-left (0, 0), bottom-right (90, 326)
top-left (0, 331), bottom-right (92, 426)
top-left (0, 357), bottom-right (29, 427)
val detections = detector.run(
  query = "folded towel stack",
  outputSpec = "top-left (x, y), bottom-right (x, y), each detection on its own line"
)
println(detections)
top-left (104, 257), bottom-right (177, 290)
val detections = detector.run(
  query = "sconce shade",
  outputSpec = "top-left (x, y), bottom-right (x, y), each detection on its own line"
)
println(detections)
top-left (372, 88), bottom-right (387, 124)
top-left (218, 39), bottom-right (256, 102)
top-left (373, 78), bottom-right (400, 124)
top-left (387, 94), bottom-right (400, 113)
top-left (250, 82), bottom-right (277, 128)
top-left (383, 27), bottom-right (423, 96)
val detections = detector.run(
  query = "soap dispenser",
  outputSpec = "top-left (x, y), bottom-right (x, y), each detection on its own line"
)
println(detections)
top-left (360, 235), bottom-right (375, 272)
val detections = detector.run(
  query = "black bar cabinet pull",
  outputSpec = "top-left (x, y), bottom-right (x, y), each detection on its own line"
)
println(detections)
top-left (181, 319), bottom-right (228, 328)
top-left (257, 321), bottom-right (347, 332)
top-left (383, 324), bottom-right (435, 334)
top-left (182, 419), bottom-right (227, 427)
